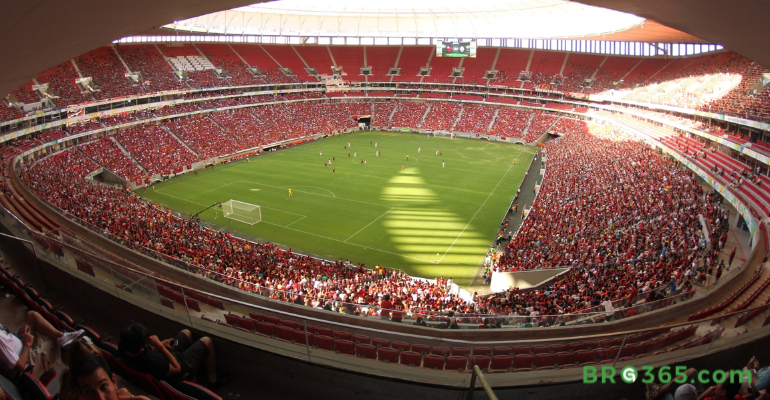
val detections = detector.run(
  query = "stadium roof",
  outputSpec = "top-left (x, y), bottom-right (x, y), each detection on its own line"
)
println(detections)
top-left (164, 0), bottom-right (647, 39)
top-left (1, 0), bottom-right (770, 99)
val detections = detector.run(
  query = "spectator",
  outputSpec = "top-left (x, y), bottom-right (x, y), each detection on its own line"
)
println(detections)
top-left (70, 354), bottom-right (150, 400)
top-left (0, 310), bottom-right (83, 377)
top-left (118, 323), bottom-right (229, 390)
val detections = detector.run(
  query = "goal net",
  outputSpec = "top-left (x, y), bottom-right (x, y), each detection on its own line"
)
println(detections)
top-left (432, 130), bottom-right (454, 139)
top-left (221, 200), bottom-right (262, 225)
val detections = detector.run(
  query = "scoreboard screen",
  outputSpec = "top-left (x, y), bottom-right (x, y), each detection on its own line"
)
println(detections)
top-left (436, 40), bottom-right (476, 58)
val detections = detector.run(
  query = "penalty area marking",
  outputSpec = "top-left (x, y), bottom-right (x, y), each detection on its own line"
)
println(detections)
top-left (281, 185), bottom-right (336, 198)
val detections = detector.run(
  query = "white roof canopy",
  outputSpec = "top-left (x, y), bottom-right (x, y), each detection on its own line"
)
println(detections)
top-left (165, 0), bottom-right (645, 39)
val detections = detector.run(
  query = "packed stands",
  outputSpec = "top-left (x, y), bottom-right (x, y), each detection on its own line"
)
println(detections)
top-left (186, 70), bottom-right (226, 89)
top-left (11, 81), bottom-right (41, 104)
top-left (421, 102), bottom-right (462, 131)
top-left (195, 43), bottom-right (259, 87)
top-left (207, 109), bottom-right (266, 151)
top-left (525, 111), bottom-right (559, 142)
top-left (454, 104), bottom-right (496, 134)
top-left (372, 100), bottom-right (398, 127)
top-left (114, 125), bottom-right (200, 175)
top-left (491, 108), bottom-right (530, 139)
top-left (390, 101), bottom-right (429, 128)
top-left (164, 115), bottom-right (241, 158)
top-left (79, 135), bottom-right (146, 182)
top-left (75, 47), bottom-right (142, 100)
top-left (116, 44), bottom-right (185, 92)
top-left (35, 61), bottom-right (91, 108)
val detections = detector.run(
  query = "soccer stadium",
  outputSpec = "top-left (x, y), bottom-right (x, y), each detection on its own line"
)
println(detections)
top-left (1, 0), bottom-right (770, 399)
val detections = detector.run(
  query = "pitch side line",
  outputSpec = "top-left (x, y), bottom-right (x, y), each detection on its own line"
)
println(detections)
top-left (186, 181), bottom-right (241, 200)
top-left (240, 180), bottom-right (392, 208)
top-left (344, 207), bottom-right (395, 242)
top-left (437, 148), bottom-right (525, 264)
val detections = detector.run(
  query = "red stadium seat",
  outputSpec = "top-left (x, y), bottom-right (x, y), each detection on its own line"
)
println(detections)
top-left (391, 341), bottom-right (410, 352)
top-left (490, 355), bottom-right (514, 372)
top-left (431, 346), bottom-right (451, 358)
top-left (473, 347), bottom-right (493, 357)
top-left (351, 334), bottom-right (371, 345)
top-left (355, 343), bottom-right (377, 359)
top-left (512, 355), bottom-right (535, 371)
top-left (399, 351), bottom-right (422, 366)
top-left (334, 339), bottom-right (355, 355)
top-left (411, 343), bottom-right (431, 355)
top-left (470, 355), bottom-right (491, 371)
top-left (372, 338), bottom-right (391, 348)
top-left (333, 331), bottom-right (351, 341)
top-left (422, 354), bottom-right (446, 369)
top-left (377, 347), bottom-right (399, 363)
top-left (445, 356), bottom-right (468, 372)
top-left (314, 335), bottom-right (334, 351)
top-left (452, 347), bottom-right (471, 357)
top-left (513, 345), bottom-right (531, 355)
top-left (275, 326), bottom-right (294, 342)
top-left (534, 353), bottom-right (557, 370)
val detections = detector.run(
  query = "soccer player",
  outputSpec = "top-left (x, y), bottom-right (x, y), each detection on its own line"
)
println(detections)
top-left (348, 142), bottom-right (351, 147)
top-left (406, 154), bottom-right (409, 161)
top-left (418, 147), bottom-right (421, 153)
top-left (439, 151), bottom-right (442, 156)
top-left (333, 167), bottom-right (336, 174)
top-left (375, 142), bottom-right (378, 148)
top-left (354, 151), bottom-right (357, 157)
top-left (442, 160), bottom-right (445, 168)
top-left (319, 151), bottom-right (322, 156)
top-left (288, 188), bottom-right (293, 197)
top-left (402, 164), bottom-right (405, 170)
top-left (328, 159), bottom-right (332, 164)
top-left (435, 150), bottom-right (438, 156)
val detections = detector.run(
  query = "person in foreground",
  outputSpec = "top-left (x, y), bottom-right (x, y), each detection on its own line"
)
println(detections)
top-left (118, 323), bottom-right (229, 390)
top-left (71, 354), bottom-right (149, 400)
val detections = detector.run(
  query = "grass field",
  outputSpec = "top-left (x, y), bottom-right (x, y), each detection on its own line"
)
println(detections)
top-left (141, 131), bottom-right (536, 287)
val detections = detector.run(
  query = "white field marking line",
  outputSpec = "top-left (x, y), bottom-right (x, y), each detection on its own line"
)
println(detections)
top-left (284, 215), bottom-right (306, 228)
top-left (281, 185), bottom-right (336, 198)
top-left (149, 190), bottom-right (428, 262)
top-left (259, 206), bottom-right (306, 217)
top-left (154, 163), bottom-right (239, 193)
top-left (186, 180), bottom-right (241, 200)
top-left (240, 181), bottom-right (392, 208)
top-left (437, 148), bottom-right (525, 264)
top-left (481, 142), bottom-right (492, 149)
top-left (344, 207), bottom-right (395, 242)
top-left (259, 220), bottom-right (434, 263)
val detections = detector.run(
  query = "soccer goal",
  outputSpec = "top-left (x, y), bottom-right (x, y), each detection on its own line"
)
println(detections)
top-left (221, 200), bottom-right (262, 225)
top-left (432, 130), bottom-right (454, 139)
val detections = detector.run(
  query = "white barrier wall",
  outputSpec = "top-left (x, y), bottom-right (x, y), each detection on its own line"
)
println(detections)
top-left (490, 268), bottom-right (569, 292)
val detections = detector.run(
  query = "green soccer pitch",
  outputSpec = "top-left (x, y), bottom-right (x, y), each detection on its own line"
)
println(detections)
top-left (141, 131), bottom-right (536, 287)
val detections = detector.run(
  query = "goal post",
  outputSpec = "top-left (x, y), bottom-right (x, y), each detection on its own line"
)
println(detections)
top-left (432, 130), bottom-right (454, 139)
top-left (221, 200), bottom-right (262, 225)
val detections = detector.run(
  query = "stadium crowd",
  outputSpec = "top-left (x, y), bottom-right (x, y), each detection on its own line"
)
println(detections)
top-left (482, 126), bottom-right (729, 319)
top-left (23, 149), bottom-right (469, 319)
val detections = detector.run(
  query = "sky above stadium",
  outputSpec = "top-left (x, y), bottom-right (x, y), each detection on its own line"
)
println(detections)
top-left (166, 0), bottom-right (646, 39)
